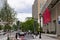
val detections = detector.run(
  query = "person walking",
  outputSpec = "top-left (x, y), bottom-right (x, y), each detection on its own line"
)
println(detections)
top-left (15, 33), bottom-right (17, 39)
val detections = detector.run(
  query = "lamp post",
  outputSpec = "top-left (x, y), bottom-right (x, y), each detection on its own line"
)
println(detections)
top-left (39, 13), bottom-right (42, 39)
top-left (17, 21), bottom-right (20, 31)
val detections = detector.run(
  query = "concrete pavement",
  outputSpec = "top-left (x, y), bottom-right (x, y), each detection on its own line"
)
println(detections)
top-left (9, 34), bottom-right (58, 40)
top-left (0, 33), bottom-right (58, 40)
top-left (41, 34), bottom-right (58, 40)
top-left (24, 34), bottom-right (57, 40)
top-left (30, 34), bottom-right (58, 40)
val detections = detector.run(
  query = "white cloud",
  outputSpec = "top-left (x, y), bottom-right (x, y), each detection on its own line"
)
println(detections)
top-left (7, 0), bottom-right (34, 21)
top-left (17, 13), bottom-right (32, 22)
top-left (8, 0), bottom-right (34, 10)
top-left (0, 0), bottom-right (5, 10)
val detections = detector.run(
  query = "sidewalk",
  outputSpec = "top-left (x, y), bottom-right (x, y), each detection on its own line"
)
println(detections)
top-left (32, 34), bottom-right (58, 40)
top-left (41, 34), bottom-right (58, 40)
top-left (32, 35), bottom-right (41, 40)
top-left (44, 34), bottom-right (57, 39)
top-left (10, 34), bottom-right (58, 40)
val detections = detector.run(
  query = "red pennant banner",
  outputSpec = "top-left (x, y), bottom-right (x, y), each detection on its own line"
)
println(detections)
top-left (43, 8), bottom-right (51, 24)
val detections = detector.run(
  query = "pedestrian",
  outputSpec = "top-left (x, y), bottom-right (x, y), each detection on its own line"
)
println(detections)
top-left (32, 34), bottom-right (34, 39)
top-left (15, 33), bottom-right (17, 39)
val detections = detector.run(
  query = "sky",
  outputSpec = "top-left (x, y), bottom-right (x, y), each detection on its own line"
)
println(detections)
top-left (0, 0), bottom-right (5, 10)
top-left (7, 0), bottom-right (35, 22)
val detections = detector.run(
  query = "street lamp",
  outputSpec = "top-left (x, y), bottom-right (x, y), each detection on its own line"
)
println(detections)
top-left (17, 21), bottom-right (20, 31)
top-left (39, 13), bottom-right (42, 39)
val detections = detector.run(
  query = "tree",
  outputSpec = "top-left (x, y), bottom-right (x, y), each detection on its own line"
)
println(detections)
top-left (4, 24), bottom-right (11, 32)
top-left (0, 25), bottom-right (3, 30)
top-left (0, 1), bottom-right (16, 25)
top-left (20, 18), bottom-right (39, 32)
top-left (0, 1), bottom-right (16, 32)
top-left (12, 24), bottom-right (18, 31)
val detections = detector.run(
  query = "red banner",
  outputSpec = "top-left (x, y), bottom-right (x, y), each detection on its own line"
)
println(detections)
top-left (43, 8), bottom-right (51, 24)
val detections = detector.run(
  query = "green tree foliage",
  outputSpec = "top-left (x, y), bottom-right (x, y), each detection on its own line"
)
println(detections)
top-left (0, 2), bottom-right (16, 32)
top-left (0, 1), bottom-right (16, 24)
top-left (12, 21), bottom-right (21, 31)
top-left (20, 18), bottom-right (39, 32)
top-left (12, 24), bottom-right (18, 31)
top-left (0, 25), bottom-right (3, 30)
top-left (4, 24), bottom-right (11, 32)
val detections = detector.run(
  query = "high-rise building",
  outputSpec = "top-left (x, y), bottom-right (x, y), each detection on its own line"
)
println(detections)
top-left (32, 0), bottom-right (47, 25)
top-left (32, 0), bottom-right (38, 21)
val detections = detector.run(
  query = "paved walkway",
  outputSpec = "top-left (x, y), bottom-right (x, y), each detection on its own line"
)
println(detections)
top-left (41, 34), bottom-right (58, 40)
top-left (10, 34), bottom-right (58, 40)
top-left (32, 34), bottom-right (58, 40)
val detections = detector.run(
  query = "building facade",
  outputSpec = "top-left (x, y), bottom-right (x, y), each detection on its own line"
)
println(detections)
top-left (41, 0), bottom-right (60, 38)
top-left (32, 0), bottom-right (38, 21)
top-left (32, 0), bottom-right (48, 33)
top-left (32, 0), bottom-right (47, 23)
top-left (32, 0), bottom-right (60, 39)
